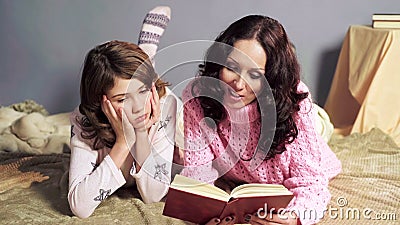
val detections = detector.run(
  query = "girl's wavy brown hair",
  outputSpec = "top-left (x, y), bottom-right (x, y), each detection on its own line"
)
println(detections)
top-left (78, 40), bottom-right (168, 150)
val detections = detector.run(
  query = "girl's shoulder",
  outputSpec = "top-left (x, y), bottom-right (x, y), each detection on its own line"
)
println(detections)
top-left (69, 107), bottom-right (84, 130)
top-left (69, 107), bottom-right (97, 150)
top-left (161, 87), bottom-right (181, 105)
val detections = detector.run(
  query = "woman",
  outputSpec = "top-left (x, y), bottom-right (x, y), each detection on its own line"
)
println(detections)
top-left (181, 15), bottom-right (341, 225)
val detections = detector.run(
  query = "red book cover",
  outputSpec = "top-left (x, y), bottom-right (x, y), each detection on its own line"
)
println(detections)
top-left (162, 175), bottom-right (294, 224)
top-left (163, 187), bottom-right (227, 224)
top-left (219, 195), bottom-right (294, 223)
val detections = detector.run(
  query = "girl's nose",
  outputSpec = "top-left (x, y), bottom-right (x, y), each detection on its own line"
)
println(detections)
top-left (127, 98), bottom-right (143, 114)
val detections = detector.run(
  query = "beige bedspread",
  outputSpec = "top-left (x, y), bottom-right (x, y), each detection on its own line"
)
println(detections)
top-left (0, 128), bottom-right (399, 224)
top-left (319, 128), bottom-right (399, 225)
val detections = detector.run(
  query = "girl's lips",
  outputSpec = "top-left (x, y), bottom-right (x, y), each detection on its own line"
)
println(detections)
top-left (134, 114), bottom-right (148, 122)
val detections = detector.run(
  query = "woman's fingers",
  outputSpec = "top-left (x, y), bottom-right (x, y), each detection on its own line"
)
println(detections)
top-left (245, 212), bottom-right (297, 225)
top-left (218, 215), bottom-right (236, 225)
top-left (203, 215), bottom-right (236, 225)
top-left (204, 218), bottom-right (221, 225)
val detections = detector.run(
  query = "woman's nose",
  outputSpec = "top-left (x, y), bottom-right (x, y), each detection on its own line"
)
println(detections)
top-left (233, 76), bottom-right (246, 91)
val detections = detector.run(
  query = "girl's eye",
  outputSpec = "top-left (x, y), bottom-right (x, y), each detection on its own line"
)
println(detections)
top-left (117, 98), bottom-right (126, 103)
top-left (139, 88), bottom-right (150, 94)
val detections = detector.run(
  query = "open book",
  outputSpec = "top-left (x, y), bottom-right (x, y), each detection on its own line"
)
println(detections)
top-left (162, 175), bottom-right (294, 224)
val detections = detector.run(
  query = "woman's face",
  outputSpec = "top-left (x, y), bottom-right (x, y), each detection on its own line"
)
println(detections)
top-left (219, 39), bottom-right (266, 109)
top-left (106, 77), bottom-right (152, 128)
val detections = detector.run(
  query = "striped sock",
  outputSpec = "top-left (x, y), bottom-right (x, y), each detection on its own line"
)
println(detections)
top-left (138, 6), bottom-right (171, 66)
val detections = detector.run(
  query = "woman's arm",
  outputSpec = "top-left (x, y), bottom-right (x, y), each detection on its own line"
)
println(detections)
top-left (282, 82), bottom-right (340, 225)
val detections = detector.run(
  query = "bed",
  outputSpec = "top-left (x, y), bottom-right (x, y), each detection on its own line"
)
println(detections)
top-left (0, 101), bottom-right (399, 224)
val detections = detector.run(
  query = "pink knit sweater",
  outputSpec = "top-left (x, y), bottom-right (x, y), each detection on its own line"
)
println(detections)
top-left (181, 81), bottom-right (341, 225)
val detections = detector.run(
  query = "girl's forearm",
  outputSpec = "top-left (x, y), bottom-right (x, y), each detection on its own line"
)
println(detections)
top-left (109, 141), bottom-right (131, 169)
top-left (133, 130), bottom-right (151, 172)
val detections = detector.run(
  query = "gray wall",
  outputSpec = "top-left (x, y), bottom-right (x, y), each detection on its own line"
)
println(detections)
top-left (1, 0), bottom-right (399, 114)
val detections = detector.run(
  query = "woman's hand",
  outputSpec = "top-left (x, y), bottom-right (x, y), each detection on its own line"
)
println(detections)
top-left (204, 215), bottom-right (236, 225)
top-left (214, 177), bottom-right (239, 194)
top-left (101, 95), bottom-right (136, 148)
top-left (243, 212), bottom-right (299, 225)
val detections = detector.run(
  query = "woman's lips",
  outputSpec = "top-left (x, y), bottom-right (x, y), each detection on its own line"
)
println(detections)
top-left (227, 88), bottom-right (244, 101)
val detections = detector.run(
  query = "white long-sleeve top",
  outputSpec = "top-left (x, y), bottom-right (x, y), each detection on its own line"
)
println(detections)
top-left (68, 88), bottom-right (179, 219)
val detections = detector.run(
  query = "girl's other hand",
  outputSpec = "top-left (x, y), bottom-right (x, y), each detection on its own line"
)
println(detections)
top-left (135, 83), bottom-right (160, 132)
top-left (101, 95), bottom-right (136, 148)
top-left (149, 83), bottom-right (161, 125)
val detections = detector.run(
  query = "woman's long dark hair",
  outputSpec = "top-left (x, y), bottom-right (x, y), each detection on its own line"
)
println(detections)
top-left (192, 15), bottom-right (308, 160)
top-left (78, 40), bottom-right (168, 150)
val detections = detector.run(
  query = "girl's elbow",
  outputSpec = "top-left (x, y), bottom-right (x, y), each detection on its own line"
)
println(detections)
top-left (141, 186), bottom-right (168, 204)
top-left (68, 192), bottom-right (95, 219)
top-left (69, 203), bottom-right (94, 219)
top-left (142, 192), bottom-right (164, 204)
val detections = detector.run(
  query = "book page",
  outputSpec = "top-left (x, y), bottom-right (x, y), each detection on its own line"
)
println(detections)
top-left (171, 175), bottom-right (230, 201)
top-left (230, 183), bottom-right (293, 198)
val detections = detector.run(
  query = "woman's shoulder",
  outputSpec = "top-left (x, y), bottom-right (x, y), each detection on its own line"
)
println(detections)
top-left (296, 81), bottom-right (313, 114)
top-left (297, 80), bottom-right (310, 93)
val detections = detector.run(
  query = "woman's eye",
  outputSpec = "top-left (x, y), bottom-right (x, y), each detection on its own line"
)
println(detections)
top-left (250, 72), bottom-right (263, 79)
top-left (226, 63), bottom-right (239, 73)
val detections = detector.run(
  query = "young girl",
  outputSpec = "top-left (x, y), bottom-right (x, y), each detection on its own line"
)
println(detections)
top-left (68, 7), bottom-right (177, 219)
top-left (181, 15), bottom-right (341, 225)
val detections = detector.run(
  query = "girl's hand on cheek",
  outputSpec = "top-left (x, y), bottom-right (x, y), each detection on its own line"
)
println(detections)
top-left (135, 83), bottom-right (160, 132)
top-left (101, 95), bottom-right (122, 136)
top-left (149, 83), bottom-right (160, 125)
top-left (119, 109), bottom-right (136, 148)
top-left (101, 95), bottom-right (136, 148)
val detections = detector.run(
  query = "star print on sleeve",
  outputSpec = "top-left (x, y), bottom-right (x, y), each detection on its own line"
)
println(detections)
top-left (93, 189), bottom-right (111, 201)
top-left (91, 162), bottom-right (99, 172)
top-left (154, 163), bottom-right (168, 181)
top-left (70, 125), bottom-right (75, 138)
top-left (158, 115), bottom-right (171, 131)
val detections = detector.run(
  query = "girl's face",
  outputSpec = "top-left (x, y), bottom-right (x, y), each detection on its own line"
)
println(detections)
top-left (106, 77), bottom-right (152, 128)
top-left (219, 39), bottom-right (266, 109)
